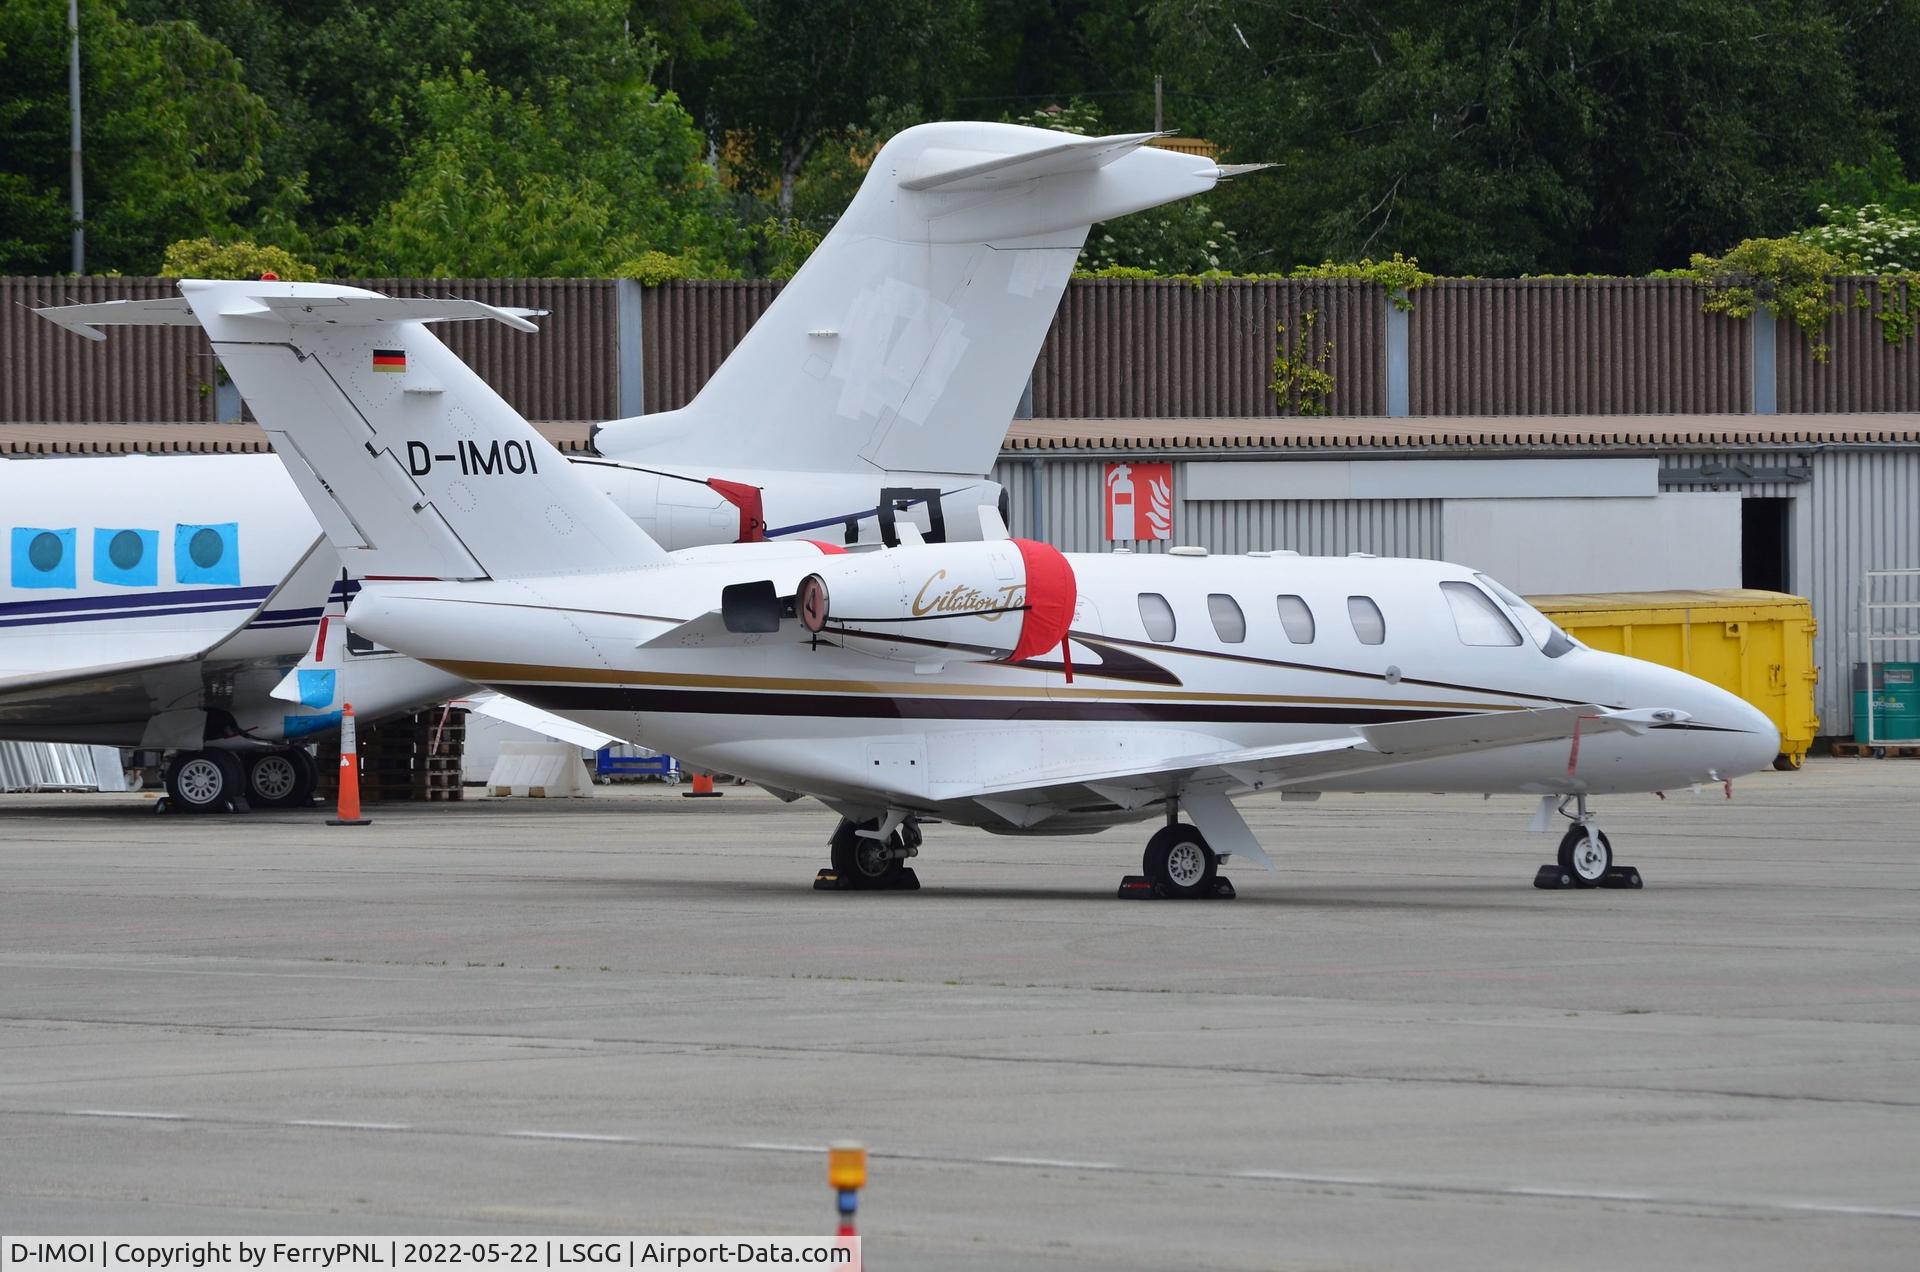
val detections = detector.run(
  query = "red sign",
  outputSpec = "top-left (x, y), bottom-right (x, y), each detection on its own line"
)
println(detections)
top-left (1104, 462), bottom-right (1172, 541)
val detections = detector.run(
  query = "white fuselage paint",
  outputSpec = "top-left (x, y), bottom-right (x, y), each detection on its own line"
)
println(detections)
top-left (345, 546), bottom-right (1781, 834)
top-left (0, 455), bottom-right (999, 747)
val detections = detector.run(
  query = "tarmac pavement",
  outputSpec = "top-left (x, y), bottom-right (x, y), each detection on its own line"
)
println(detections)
top-left (1, 761), bottom-right (1916, 1269)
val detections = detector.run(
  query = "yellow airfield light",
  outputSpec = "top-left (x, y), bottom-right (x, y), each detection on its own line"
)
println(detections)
top-left (828, 1141), bottom-right (868, 1192)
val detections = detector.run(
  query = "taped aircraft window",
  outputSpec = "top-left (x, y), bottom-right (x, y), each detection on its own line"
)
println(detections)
top-left (108, 530), bottom-right (144, 570)
top-left (1441, 581), bottom-right (1523, 646)
top-left (1347, 595), bottom-right (1386, 645)
top-left (189, 527), bottom-right (224, 568)
top-left (1207, 593), bottom-right (1246, 643)
top-left (1275, 595), bottom-right (1315, 643)
top-left (1137, 592), bottom-right (1176, 642)
top-left (28, 532), bottom-right (62, 572)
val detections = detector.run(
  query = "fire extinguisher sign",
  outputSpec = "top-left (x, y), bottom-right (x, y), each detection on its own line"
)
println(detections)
top-left (1104, 462), bottom-right (1173, 541)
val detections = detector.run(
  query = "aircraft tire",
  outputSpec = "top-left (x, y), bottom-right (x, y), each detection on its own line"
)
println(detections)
top-left (247, 749), bottom-right (316, 808)
top-left (1556, 824), bottom-right (1612, 887)
top-left (166, 750), bottom-right (243, 814)
top-left (829, 818), bottom-right (903, 890)
top-left (1144, 824), bottom-right (1217, 899)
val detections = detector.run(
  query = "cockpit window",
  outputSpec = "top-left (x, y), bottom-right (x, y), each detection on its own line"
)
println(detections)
top-left (1440, 582), bottom-right (1523, 647)
top-left (1476, 574), bottom-right (1578, 658)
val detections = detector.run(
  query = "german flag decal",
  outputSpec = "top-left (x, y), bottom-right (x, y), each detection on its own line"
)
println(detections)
top-left (372, 348), bottom-right (407, 373)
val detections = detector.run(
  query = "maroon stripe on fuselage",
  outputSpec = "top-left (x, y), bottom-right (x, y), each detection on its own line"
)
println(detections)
top-left (501, 683), bottom-right (1467, 726)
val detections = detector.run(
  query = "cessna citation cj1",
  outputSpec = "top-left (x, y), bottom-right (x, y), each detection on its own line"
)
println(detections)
top-left (85, 272), bottom-right (1782, 898)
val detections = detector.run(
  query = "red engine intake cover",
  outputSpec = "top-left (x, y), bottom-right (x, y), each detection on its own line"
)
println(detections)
top-left (1009, 538), bottom-right (1077, 662)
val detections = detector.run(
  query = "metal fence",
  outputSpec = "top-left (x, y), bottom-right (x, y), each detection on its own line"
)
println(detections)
top-left (7, 275), bottom-right (1920, 422)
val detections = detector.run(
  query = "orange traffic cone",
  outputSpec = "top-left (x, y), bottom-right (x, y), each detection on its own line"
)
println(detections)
top-left (327, 702), bottom-right (373, 826)
top-left (681, 770), bottom-right (723, 799)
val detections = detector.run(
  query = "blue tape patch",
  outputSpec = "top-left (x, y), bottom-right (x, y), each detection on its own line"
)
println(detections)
top-left (296, 669), bottom-right (337, 709)
top-left (175, 522), bottom-right (240, 585)
top-left (10, 527), bottom-right (77, 590)
top-left (93, 528), bottom-right (159, 587)
top-left (282, 710), bottom-right (343, 740)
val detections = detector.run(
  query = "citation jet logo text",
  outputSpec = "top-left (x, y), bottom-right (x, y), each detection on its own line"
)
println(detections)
top-left (405, 440), bottom-right (541, 478)
top-left (912, 569), bottom-right (1025, 621)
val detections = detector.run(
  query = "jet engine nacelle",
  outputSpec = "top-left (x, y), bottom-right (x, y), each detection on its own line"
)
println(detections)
top-left (793, 539), bottom-right (1076, 664)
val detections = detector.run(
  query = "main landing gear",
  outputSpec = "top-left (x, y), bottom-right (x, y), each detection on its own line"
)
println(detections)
top-left (159, 748), bottom-right (318, 814)
top-left (1120, 818), bottom-right (1238, 900)
top-left (1534, 794), bottom-right (1642, 889)
top-left (814, 816), bottom-right (922, 891)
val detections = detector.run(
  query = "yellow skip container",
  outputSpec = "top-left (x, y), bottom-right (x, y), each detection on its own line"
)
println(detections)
top-left (1525, 589), bottom-right (1820, 770)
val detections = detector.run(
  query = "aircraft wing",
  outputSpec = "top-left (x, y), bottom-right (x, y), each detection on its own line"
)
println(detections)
top-left (954, 705), bottom-right (1685, 827)
top-left (461, 691), bottom-right (623, 751)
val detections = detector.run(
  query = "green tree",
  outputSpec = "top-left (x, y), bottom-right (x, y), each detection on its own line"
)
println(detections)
top-left (704, 0), bottom-right (986, 220)
top-left (0, 0), bottom-right (272, 274)
top-left (1149, 1), bottom-right (1886, 275)
top-left (350, 68), bottom-right (739, 277)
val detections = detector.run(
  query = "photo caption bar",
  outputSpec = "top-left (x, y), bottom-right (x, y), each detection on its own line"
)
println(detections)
top-left (1, 1239), bottom-right (858, 1272)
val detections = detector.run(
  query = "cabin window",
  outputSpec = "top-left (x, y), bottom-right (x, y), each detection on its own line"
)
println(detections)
top-left (1275, 595), bottom-right (1315, 643)
top-left (1137, 592), bottom-right (1177, 642)
top-left (1347, 595), bottom-right (1386, 645)
top-left (1441, 581), bottom-right (1523, 646)
top-left (1207, 593), bottom-right (1246, 643)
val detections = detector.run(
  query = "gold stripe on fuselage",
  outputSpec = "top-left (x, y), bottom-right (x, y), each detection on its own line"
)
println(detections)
top-left (429, 658), bottom-right (1534, 714)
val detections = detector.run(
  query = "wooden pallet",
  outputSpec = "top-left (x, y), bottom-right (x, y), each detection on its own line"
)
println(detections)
top-left (1829, 740), bottom-right (1920, 758)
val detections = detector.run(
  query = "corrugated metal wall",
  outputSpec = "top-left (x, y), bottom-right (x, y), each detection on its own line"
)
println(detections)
top-left (9, 275), bottom-right (1920, 422)
top-left (2, 277), bottom-right (218, 422)
top-left (991, 457), bottom-right (1440, 557)
top-left (1408, 280), bottom-right (1753, 415)
top-left (1030, 279), bottom-right (1385, 417)
top-left (2, 276), bottom-right (619, 422)
top-left (641, 280), bottom-right (782, 412)
top-left (1658, 447), bottom-right (1920, 735)
top-left (1777, 279), bottom-right (1920, 413)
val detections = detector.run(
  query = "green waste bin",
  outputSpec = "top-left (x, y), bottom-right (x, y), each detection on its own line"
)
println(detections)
top-left (1854, 663), bottom-right (1920, 742)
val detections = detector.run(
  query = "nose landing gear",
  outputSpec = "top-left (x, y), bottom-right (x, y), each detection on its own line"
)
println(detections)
top-left (1534, 794), bottom-right (1643, 889)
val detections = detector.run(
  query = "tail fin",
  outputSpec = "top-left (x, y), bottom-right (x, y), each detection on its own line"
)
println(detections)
top-left (41, 281), bottom-right (667, 581)
top-left (591, 123), bottom-right (1263, 477)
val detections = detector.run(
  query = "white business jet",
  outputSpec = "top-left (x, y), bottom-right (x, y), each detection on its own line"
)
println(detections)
top-left (27, 123), bottom-right (1242, 813)
top-left (47, 161), bottom-right (1776, 895)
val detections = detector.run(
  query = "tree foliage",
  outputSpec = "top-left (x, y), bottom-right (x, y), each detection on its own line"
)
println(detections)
top-left (350, 69), bottom-right (737, 277)
top-left (1, 0), bottom-right (272, 273)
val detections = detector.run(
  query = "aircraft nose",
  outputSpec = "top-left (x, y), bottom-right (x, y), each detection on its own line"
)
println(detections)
top-left (1699, 682), bottom-right (1781, 777)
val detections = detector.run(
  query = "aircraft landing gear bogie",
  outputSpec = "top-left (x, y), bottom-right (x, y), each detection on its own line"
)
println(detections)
top-left (1121, 822), bottom-right (1237, 900)
top-left (1534, 794), bottom-right (1643, 890)
top-left (163, 750), bottom-right (247, 814)
top-left (245, 749), bottom-right (318, 809)
top-left (815, 816), bottom-right (922, 891)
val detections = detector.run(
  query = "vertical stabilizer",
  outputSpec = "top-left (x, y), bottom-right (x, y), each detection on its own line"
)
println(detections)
top-left (592, 123), bottom-right (1254, 477)
top-left (157, 280), bottom-right (670, 581)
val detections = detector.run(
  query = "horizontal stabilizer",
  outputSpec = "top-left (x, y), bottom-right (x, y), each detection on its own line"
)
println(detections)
top-left (900, 130), bottom-right (1168, 191)
top-left (31, 297), bottom-right (200, 341)
top-left (37, 293), bottom-right (544, 340)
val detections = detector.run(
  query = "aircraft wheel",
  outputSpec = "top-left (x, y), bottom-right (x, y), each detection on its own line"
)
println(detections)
top-left (1144, 823), bottom-right (1217, 899)
top-left (247, 749), bottom-right (316, 808)
top-left (1557, 824), bottom-right (1612, 887)
top-left (830, 818), bottom-right (903, 890)
top-left (167, 751), bottom-right (243, 814)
